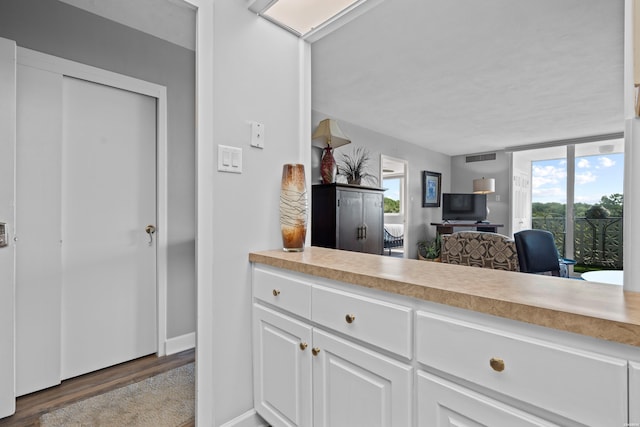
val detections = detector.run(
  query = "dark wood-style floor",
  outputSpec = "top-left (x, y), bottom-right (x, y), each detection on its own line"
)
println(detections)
top-left (0, 348), bottom-right (196, 427)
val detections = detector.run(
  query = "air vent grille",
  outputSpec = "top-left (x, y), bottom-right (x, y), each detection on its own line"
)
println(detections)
top-left (466, 153), bottom-right (496, 163)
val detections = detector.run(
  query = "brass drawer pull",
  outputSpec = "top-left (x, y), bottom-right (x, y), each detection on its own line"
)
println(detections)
top-left (345, 314), bottom-right (356, 324)
top-left (272, 289), bottom-right (281, 296)
top-left (312, 347), bottom-right (321, 356)
top-left (490, 357), bottom-right (505, 372)
top-left (299, 342), bottom-right (308, 351)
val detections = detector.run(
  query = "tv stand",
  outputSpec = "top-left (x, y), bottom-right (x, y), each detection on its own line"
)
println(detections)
top-left (430, 222), bottom-right (504, 235)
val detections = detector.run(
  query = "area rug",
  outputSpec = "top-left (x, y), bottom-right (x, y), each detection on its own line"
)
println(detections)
top-left (40, 363), bottom-right (195, 427)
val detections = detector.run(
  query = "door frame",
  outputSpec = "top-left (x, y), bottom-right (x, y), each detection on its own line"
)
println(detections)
top-left (17, 47), bottom-right (169, 356)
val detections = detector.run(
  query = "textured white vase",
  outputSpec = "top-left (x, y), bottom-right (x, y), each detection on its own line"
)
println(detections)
top-left (280, 164), bottom-right (308, 252)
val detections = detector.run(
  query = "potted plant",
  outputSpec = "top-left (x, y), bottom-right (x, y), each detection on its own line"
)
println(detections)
top-left (417, 234), bottom-right (441, 261)
top-left (337, 146), bottom-right (378, 186)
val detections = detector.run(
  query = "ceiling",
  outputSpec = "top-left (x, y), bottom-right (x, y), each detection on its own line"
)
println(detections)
top-left (57, 0), bottom-right (196, 50)
top-left (59, 0), bottom-right (625, 157)
top-left (312, 0), bottom-right (625, 156)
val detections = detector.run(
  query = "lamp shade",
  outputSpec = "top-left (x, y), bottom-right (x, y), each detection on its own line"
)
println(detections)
top-left (473, 177), bottom-right (495, 194)
top-left (312, 119), bottom-right (351, 149)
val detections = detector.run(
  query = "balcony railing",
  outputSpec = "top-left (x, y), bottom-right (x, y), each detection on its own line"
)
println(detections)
top-left (531, 217), bottom-right (623, 269)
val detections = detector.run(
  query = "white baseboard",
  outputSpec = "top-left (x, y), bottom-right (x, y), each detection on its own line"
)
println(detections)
top-left (164, 331), bottom-right (195, 355)
top-left (219, 409), bottom-right (268, 427)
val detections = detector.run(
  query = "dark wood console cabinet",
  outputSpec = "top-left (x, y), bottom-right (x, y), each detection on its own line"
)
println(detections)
top-left (430, 222), bottom-right (505, 235)
top-left (312, 184), bottom-right (384, 255)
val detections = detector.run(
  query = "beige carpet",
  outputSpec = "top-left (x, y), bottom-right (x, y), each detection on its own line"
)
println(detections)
top-left (40, 363), bottom-right (195, 427)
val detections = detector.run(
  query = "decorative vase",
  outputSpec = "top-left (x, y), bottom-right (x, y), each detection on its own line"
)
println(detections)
top-left (280, 164), bottom-right (308, 252)
top-left (347, 176), bottom-right (361, 185)
top-left (320, 146), bottom-right (336, 184)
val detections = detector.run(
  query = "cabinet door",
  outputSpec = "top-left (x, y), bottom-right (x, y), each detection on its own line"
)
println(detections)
top-left (362, 192), bottom-right (383, 254)
top-left (312, 329), bottom-right (412, 427)
top-left (631, 362), bottom-right (640, 425)
top-left (417, 371), bottom-right (558, 427)
top-left (253, 304), bottom-right (312, 427)
top-left (337, 190), bottom-right (363, 252)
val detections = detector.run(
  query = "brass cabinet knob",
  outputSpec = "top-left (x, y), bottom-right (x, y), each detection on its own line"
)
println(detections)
top-left (345, 314), bottom-right (356, 324)
top-left (490, 357), bottom-right (505, 372)
top-left (272, 289), bottom-right (281, 296)
top-left (312, 347), bottom-right (321, 356)
top-left (299, 342), bottom-right (308, 351)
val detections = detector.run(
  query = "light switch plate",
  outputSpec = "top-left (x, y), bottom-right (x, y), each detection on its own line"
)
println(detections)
top-left (218, 145), bottom-right (242, 173)
top-left (250, 122), bottom-right (264, 148)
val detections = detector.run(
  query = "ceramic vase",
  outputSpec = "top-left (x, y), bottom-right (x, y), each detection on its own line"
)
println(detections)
top-left (280, 164), bottom-right (308, 252)
top-left (320, 146), bottom-right (336, 184)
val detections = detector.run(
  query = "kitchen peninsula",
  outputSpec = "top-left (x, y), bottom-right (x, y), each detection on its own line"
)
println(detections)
top-left (250, 246), bottom-right (640, 426)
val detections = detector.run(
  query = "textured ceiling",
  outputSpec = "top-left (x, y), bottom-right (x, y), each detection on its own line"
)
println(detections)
top-left (56, 0), bottom-right (625, 157)
top-left (312, 0), bottom-right (625, 156)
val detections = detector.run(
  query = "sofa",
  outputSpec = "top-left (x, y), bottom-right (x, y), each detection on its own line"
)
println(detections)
top-left (440, 231), bottom-right (519, 272)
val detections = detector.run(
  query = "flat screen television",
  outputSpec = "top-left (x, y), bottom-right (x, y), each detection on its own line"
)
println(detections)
top-left (442, 193), bottom-right (487, 222)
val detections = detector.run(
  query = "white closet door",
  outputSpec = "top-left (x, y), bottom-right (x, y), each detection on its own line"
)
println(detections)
top-left (61, 76), bottom-right (157, 380)
top-left (0, 37), bottom-right (16, 418)
top-left (15, 64), bottom-right (63, 396)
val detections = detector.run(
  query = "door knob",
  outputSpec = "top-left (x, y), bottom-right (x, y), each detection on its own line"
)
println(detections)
top-left (145, 225), bottom-right (156, 245)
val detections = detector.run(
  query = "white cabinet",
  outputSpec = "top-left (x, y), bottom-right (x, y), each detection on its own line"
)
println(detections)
top-left (312, 329), bottom-right (411, 427)
top-left (417, 371), bottom-right (558, 427)
top-left (252, 264), bottom-right (636, 427)
top-left (253, 304), bottom-right (312, 427)
top-left (415, 311), bottom-right (628, 426)
top-left (631, 362), bottom-right (640, 425)
top-left (252, 267), bottom-right (412, 427)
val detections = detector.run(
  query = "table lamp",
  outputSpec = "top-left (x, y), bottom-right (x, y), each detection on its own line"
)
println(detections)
top-left (312, 119), bottom-right (351, 184)
top-left (473, 177), bottom-right (495, 219)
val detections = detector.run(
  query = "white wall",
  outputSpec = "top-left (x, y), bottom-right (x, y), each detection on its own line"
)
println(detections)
top-left (312, 111), bottom-right (451, 257)
top-left (450, 151), bottom-right (511, 235)
top-left (205, 1), bottom-right (306, 424)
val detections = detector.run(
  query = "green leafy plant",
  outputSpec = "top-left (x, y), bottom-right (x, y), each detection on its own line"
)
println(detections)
top-left (337, 146), bottom-right (378, 186)
top-left (417, 233), bottom-right (441, 260)
top-left (585, 204), bottom-right (610, 219)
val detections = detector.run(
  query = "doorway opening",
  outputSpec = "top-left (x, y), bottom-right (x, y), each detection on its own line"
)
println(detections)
top-left (381, 155), bottom-right (408, 258)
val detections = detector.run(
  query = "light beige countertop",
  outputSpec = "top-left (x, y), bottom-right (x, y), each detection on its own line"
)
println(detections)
top-left (249, 246), bottom-right (640, 347)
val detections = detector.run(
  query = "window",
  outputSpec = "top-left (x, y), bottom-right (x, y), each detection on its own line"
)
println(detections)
top-left (383, 177), bottom-right (403, 214)
top-left (516, 139), bottom-right (624, 272)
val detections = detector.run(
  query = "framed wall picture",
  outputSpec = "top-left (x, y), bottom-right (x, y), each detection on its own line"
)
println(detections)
top-left (422, 171), bottom-right (441, 207)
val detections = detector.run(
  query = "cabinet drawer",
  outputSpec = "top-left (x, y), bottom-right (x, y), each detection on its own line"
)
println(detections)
top-left (253, 267), bottom-right (311, 319)
top-left (416, 311), bottom-right (627, 427)
top-left (417, 371), bottom-right (558, 426)
top-left (312, 285), bottom-right (412, 358)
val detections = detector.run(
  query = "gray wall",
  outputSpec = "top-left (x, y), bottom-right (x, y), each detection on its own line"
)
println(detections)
top-left (450, 150), bottom-right (511, 235)
top-left (312, 111), bottom-right (451, 257)
top-left (0, 0), bottom-right (196, 338)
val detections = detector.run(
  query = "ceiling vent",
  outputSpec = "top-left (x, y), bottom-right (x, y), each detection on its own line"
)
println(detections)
top-left (466, 153), bottom-right (496, 163)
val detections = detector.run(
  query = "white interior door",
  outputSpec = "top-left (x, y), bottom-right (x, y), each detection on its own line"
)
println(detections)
top-left (511, 168), bottom-right (531, 236)
top-left (15, 63), bottom-right (63, 396)
top-left (61, 76), bottom-right (157, 380)
top-left (0, 37), bottom-right (16, 419)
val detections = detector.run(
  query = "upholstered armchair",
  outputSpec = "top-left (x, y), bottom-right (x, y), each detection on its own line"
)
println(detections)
top-left (440, 231), bottom-right (519, 272)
